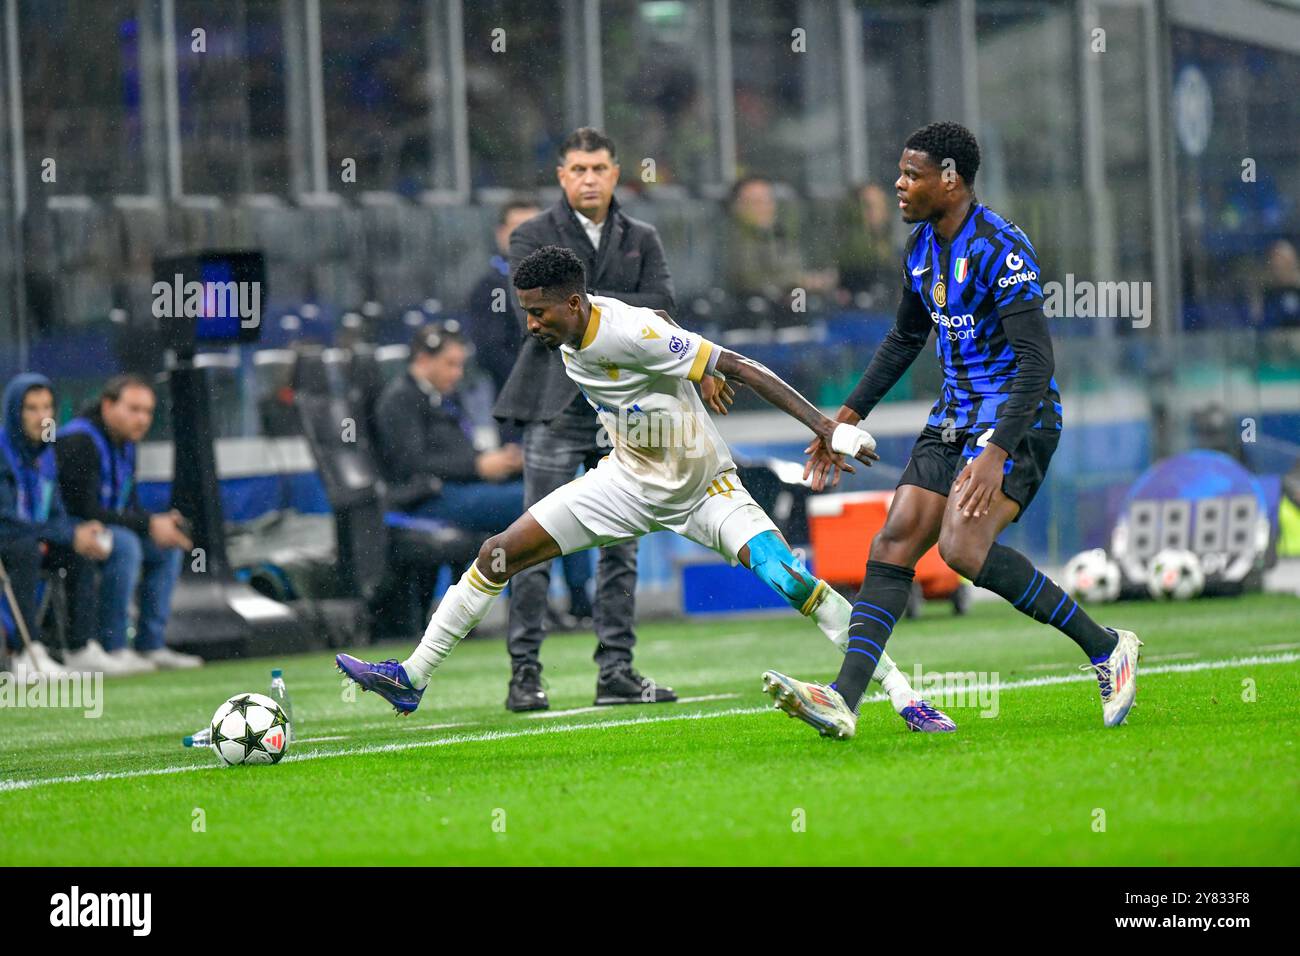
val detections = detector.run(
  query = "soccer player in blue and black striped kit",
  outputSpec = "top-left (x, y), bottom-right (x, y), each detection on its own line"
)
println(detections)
top-left (762, 122), bottom-right (1142, 740)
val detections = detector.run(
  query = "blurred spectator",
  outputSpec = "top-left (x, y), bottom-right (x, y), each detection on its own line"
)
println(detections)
top-left (836, 183), bottom-right (897, 307)
top-left (466, 200), bottom-right (542, 398)
top-left (1262, 239), bottom-right (1300, 328)
top-left (373, 325), bottom-right (524, 532)
top-left (56, 375), bottom-right (199, 675)
top-left (0, 374), bottom-right (109, 681)
top-left (723, 176), bottom-right (836, 321)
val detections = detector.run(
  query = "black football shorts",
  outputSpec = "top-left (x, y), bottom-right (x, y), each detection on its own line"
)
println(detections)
top-left (897, 424), bottom-right (1060, 521)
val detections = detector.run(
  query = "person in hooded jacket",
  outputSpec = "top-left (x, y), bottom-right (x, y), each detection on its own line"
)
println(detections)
top-left (0, 373), bottom-right (110, 681)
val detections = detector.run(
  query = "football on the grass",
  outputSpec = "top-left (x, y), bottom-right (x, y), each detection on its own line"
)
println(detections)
top-left (1146, 548), bottom-right (1206, 601)
top-left (210, 693), bottom-right (291, 766)
top-left (1063, 548), bottom-right (1122, 603)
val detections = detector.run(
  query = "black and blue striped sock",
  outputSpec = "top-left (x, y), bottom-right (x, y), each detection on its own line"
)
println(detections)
top-left (831, 560), bottom-right (914, 711)
top-left (973, 543), bottom-right (1117, 659)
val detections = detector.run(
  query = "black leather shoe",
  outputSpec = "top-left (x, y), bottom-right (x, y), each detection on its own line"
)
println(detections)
top-left (506, 663), bottom-right (550, 712)
top-left (594, 666), bottom-right (677, 706)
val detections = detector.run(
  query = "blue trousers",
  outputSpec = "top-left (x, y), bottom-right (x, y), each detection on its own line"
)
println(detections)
top-left (414, 478), bottom-right (593, 610)
top-left (92, 526), bottom-right (183, 652)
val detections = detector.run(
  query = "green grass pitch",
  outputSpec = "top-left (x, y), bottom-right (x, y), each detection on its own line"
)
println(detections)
top-left (2, 593), bottom-right (1297, 866)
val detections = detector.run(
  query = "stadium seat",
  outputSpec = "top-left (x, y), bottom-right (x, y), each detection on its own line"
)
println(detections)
top-left (293, 385), bottom-right (478, 639)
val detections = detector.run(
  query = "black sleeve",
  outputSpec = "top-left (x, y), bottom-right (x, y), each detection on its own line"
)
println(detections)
top-left (844, 290), bottom-right (932, 417)
top-left (989, 307), bottom-right (1055, 454)
top-left (425, 416), bottom-right (481, 483)
top-left (373, 387), bottom-right (480, 486)
top-left (54, 432), bottom-right (152, 537)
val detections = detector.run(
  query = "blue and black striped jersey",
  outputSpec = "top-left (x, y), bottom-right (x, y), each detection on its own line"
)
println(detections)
top-left (903, 203), bottom-right (1062, 434)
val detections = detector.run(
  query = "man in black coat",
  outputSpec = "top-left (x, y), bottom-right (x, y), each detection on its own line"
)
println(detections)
top-left (492, 127), bottom-right (678, 712)
top-left (374, 325), bottom-right (523, 530)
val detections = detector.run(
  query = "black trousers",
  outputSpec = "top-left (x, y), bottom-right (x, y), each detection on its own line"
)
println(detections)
top-left (506, 397), bottom-right (639, 674)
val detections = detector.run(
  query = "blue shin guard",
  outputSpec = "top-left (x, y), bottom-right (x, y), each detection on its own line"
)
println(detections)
top-left (745, 530), bottom-right (828, 616)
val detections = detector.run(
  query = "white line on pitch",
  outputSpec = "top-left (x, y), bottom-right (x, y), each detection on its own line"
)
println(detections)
top-left (3, 653), bottom-right (1295, 793)
top-left (527, 693), bottom-right (740, 719)
top-left (293, 735), bottom-right (349, 744)
top-left (400, 721), bottom-right (472, 732)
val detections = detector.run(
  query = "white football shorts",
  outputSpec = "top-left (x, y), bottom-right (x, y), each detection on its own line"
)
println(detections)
top-left (528, 456), bottom-right (778, 564)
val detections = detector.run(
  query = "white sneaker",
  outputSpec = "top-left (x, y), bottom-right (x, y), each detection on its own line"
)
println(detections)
top-left (762, 670), bottom-right (857, 740)
top-left (106, 647), bottom-right (159, 675)
top-left (6, 648), bottom-right (40, 681)
top-left (142, 646), bottom-right (204, 670)
top-left (26, 641), bottom-right (69, 676)
top-left (1082, 628), bottom-right (1142, 727)
top-left (64, 640), bottom-right (134, 675)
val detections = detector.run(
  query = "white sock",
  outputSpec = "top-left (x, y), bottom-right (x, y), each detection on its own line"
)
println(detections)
top-left (879, 666), bottom-right (917, 713)
top-left (402, 563), bottom-right (505, 689)
top-left (809, 584), bottom-right (851, 651)
top-left (810, 585), bottom-right (915, 709)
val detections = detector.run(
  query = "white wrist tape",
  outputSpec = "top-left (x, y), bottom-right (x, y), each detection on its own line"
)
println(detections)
top-left (830, 422), bottom-right (877, 456)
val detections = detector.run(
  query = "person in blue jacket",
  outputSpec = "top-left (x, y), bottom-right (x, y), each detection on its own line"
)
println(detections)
top-left (55, 374), bottom-right (199, 674)
top-left (0, 373), bottom-right (109, 681)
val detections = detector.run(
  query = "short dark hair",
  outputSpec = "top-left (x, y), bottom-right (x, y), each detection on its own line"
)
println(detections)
top-left (558, 127), bottom-right (617, 164)
top-left (410, 320), bottom-right (464, 358)
top-left (904, 121), bottom-right (981, 187)
top-left (101, 373), bottom-right (154, 403)
top-left (499, 199), bottom-right (539, 227)
top-left (729, 174), bottom-right (772, 206)
top-left (512, 245), bottom-right (586, 299)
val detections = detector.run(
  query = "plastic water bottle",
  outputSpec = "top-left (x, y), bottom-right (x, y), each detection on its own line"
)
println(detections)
top-left (183, 726), bottom-right (211, 748)
top-left (270, 668), bottom-right (294, 744)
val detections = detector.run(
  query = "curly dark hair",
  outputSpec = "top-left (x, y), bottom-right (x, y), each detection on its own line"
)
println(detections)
top-left (512, 245), bottom-right (586, 298)
top-left (904, 121), bottom-right (980, 187)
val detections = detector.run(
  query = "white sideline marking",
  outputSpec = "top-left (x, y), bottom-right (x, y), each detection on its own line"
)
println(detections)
top-left (0, 707), bottom-right (765, 793)
top-left (3, 653), bottom-right (1296, 794)
top-left (293, 735), bottom-right (348, 744)
top-left (857, 651), bottom-right (1300, 703)
top-left (399, 721), bottom-right (471, 732)
top-left (528, 693), bottom-right (740, 720)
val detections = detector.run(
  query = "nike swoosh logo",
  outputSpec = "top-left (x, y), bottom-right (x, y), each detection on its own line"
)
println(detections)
top-left (912, 265), bottom-right (931, 276)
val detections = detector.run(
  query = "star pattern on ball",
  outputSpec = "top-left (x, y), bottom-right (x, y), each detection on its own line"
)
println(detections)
top-left (234, 721), bottom-right (273, 761)
top-left (226, 694), bottom-right (257, 719)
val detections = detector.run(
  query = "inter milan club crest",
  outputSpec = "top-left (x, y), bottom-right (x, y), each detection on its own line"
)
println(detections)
top-left (933, 279), bottom-right (947, 307)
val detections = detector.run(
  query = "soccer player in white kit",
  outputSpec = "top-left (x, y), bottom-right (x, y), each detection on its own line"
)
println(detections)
top-left (338, 246), bottom-right (955, 734)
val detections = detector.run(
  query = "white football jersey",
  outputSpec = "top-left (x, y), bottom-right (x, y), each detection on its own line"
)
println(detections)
top-left (558, 294), bottom-right (734, 505)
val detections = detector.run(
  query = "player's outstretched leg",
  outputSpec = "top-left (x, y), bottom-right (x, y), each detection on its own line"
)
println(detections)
top-left (941, 497), bottom-right (1141, 728)
top-left (969, 545), bottom-right (1142, 725)
top-left (338, 514), bottom-right (562, 716)
top-left (741, 529), bottom-right (954, 734)
top-left (811, 580), bottom-right (954, 732)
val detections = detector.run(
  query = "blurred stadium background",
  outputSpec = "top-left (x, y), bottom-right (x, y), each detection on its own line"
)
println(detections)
top-left (0, 0), bottom-right (1296, 648)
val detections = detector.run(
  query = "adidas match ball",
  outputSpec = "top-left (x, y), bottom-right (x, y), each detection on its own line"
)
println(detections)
top-left (210, 693), bottom-right (291, 766)
top-left (1146, 548), bottom-right (1205, 601)
top-left (1063, 549), bottom-right (1122, 603)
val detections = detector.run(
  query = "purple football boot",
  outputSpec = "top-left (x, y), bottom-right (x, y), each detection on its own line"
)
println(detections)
top-left (898, 698), bottom-right (957, 733)
top-left (336, 654), bottom-right (425, 716)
